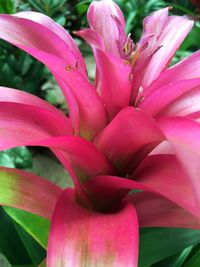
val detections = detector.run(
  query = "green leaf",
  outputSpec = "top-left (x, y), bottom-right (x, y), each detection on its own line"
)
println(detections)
top-left (152, 246), bottom-right (193, 267)
top-left (139, 228), bottom-right (200, 267)
top-left (183, 249), bottom-right (200, 267)
top-left (14, 222), bottom-right (46, 264)
top-left (0, 207), bottom-right (32, 265)
top-left (4, 206), bottom-right (50, 249)
top-left (0, 0), bottom-right (15, 14)
top-left (180, 24), bottom-right (200, 51)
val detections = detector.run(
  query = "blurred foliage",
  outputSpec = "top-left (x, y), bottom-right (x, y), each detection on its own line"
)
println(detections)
top-left (0, 147), bottom-right (32, 169)
top-left (0, 0), bottom-right (200, 266)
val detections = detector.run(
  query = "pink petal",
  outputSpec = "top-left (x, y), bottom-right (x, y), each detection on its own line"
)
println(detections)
top-left (0, 14), bottom-right (108, 139)
top-left (141, 14), bottom-right (193, 88)
top-left (86, 167), bottom-right (198, 218)
top-left (158, 117), bottom-right (200, 212)
top-left (0, 166), bottom-right (62, 219)
top-left (159, 85), bottom-right (200, 118)
top-left (47, 188), bottom-right (138, 267)
top-left (52, 73), bottom-right (108, 140)
top-left (132, 154), bottom-right (198, 217)
top-left (94, 49), bottom-right (132, 119)
top-left (95, 107), bottom-right (164, 173)
top-left (75, 34), bottom-right (132, 119)
top-left (150, 141), bottom-right (174, 155)
top-left (139, 79), bottom-right (200, 116)
top-left (53, 77), bottom-right (80, 135)
top-left (130, 192), bottom-right (200, 229)
top-left (75, 28), bottom-right (105, 51)
top-left (141, 8), bottom-right (169, 39)
top-left (35, 136), bottom-right (115, 181)
top-left (0, 102), bottom-right (72, 150)
top-left (15, 11), bottom-right (87, 75)
top-left (87, 0), bottom-right (126, 56)
top-left (145, 50), bottom-right (200, 96)
top-left (0, 86), bottom-right (70, 124)
top-left (0, 13), bottom-right (86, 74)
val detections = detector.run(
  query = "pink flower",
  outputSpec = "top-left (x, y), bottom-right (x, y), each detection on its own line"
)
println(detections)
top-left (0, 0), bottom-right (200, 266)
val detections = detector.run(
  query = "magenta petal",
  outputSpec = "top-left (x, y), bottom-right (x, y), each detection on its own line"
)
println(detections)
top-left (52, 73), bottom-right (108, 140)
top-left (95, 107), bottom-right (164, 172)
top-left (141, 14), bottom-right (193, 88)
top-left (0, 166), bottom-right (61, 219)
top-left (158, 117), bottom-right (200, 212)
top-left (35, 136), bottom-right (115, 181)
top-left (0, 86), bottom-right (70, 124)
top-left (47, 188), bottom-right (138, 267)
top-left (15, 11), bottom-right (87, 75)
top-left (132, 154), bottom-right (198, 217)
top-left (87, 0), bottom-right (126, 56)
top-left (0, 14), bottom-right (108, 139)
top-left (0, 102), bottom-right (72, 150)
top-left (159, 85), bottom-right (200, 118)
top-left (139, 79), bottom-right (200, 116)
top-left (0, 13), bottom-right (85, 74)
top-left (141, 8), bottom-right (169, 39)
top-left (0, 14), bottom-right (77, 65)
top-left (95, 50), bottom-right (132, 119)
top-left (130, 192), bottom-right (200, 229)
top-left (75, 28), bottom-right (105, 51)
top-left (86, 170), bottom-right (198, 218)
top-left (145, 50), bottom-right (200, 96)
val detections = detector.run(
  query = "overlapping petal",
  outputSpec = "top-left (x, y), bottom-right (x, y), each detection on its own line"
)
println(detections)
top-left (0, 102), bottom-right (71, 150)
top-left (159, 85), bottom-right (200, 118)
top-left (130, 192), bottom-right (200, 229)
top-left (0, 14), bottom-right (108, 139)
top-left (144, 50), bottom-right (200, 96)
top-left (132, 154), bottom-right (199, 217)
top-left (15, 11), bottom-right (87, 75)
top-left (0, 167), bottom-right (62, 219)
top-left (86, 159), bottom-right (198, 218)
top-left (95, 106), bottom-right (164, 173)
top-left (139, 79), bottom-right (200, 117)
top-left (94, 50), bottom-right (132, 119)
top-left (158, 117), bottom-right (200, 211)
top-left (87, 0), bottom-right (126, 56)
top-left (47, 188), bottom-right (138, 267)
top-left (36, 136), bottom-right (115, 181)
top-left (141, 13), bottom-right (194, 88)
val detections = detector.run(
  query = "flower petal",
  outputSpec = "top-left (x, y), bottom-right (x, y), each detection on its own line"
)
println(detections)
top-left (158, 117), bottom-right (200, 212)
top-left (0, 167), bottom-right (61, 219)
top-left (139, 79), bottom-right (200, 116)
top-left (15, 11), bottom-right (86, 75)
top-left (141, 13), bottom-right (193, 88)
top-left (0, 102), bottom-right (72, 150)
top-left (132, 154), bottom-right (198, 217)
top-left (0, 14), bottom-right (108, 139)
top-left (144, 50), bottom-right (200, 97)
top-left (47, 188), bottom-right (138, 267)
top-left (86, 166), bottom-right (198, 218)
top-left (35, 136), bottom-right (115, 182)
top-left (95, 107), bottom-right (164, 173)
top-left (94, 50), bottom-right (132, 119)
top-left (75, 28), bottom-right (105, 51)
top-left (0, 13), bottom-right (85, 73)
top-left (159, 85), bottom-right (200, 118)
top-left (87, 0), bottom-right (126, 56)
top-left (0, 86), bottom-right (70, 124)
top-left (130, 192), bottom-right (200, 229)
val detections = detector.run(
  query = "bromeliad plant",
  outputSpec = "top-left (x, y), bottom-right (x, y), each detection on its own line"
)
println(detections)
top-left (0, 0), bottom-right (200, 266)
